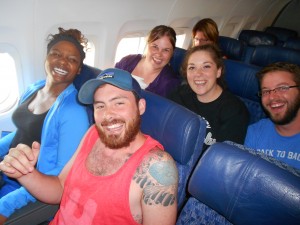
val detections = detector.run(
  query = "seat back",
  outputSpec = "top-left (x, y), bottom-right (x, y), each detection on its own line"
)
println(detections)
top-left (176, 142), bottom-right (300, 225)
top-left (264, 26), bottom-right (298, 46)
top-left (218, 36), bottom-right (246, 60)
top-left (283, 36), bottom-right (300, 51)
top-left (238, 30), bottom-right (278, 63)
top-left (249, 45), bottom-right (300, 67)
top-left (169, 47), bottom-right (187, 76)
top-left (140, 90), bottom-right (206, 209)
top-left (238, 30), bottom-right (277, 47)
top-left (224, 59), bottom-right (266, 124)
top-left (73, 64), bottom-right (101, 91)
top-left (73, 64), bottom-right (101, 124)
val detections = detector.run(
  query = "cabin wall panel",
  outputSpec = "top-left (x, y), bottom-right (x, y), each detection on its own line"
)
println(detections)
top-left (0, 0), bottom-right (293, 81)
top-left (273, 0), bottom-right (300, 35)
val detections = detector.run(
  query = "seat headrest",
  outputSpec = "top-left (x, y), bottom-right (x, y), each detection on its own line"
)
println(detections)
top-left (283, 37), bottom-right (300, 51)
top-left (169, 47), bottom-right (187, 75)
top-left (73, 64), bottom-right (102, 91)
top-left (239, 30), bottom-right (277, 46)
top-left (189, 142), bottom-right (300, 225)
top-left (250, 46), bottom-right (300, 67)
top-left (224, 59), bottom-right (261, 102)
top-left (140, 90), bottom-right (206, 164)
top-left (73, 64), bottom-right (102, 124)
top-left (218, 36), bottom-right (246, 60)
top-left (265, 26), bottom-right (298, 43)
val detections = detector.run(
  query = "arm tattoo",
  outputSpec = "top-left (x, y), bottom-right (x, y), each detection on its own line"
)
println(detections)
top-left (133, 149), bottom-right (178, 207)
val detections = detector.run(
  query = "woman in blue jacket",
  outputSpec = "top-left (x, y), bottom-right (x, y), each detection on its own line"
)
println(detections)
top-left (0, 27), bottom-right (90, 222)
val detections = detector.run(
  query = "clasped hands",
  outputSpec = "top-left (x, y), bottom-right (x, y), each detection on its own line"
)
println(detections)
top-left (0, 142), bottom-right (40, 179)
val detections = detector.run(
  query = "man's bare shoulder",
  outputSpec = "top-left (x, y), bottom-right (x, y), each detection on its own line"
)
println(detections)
top-left (133, 146), bottom-right (178, 207)
top-left (146, 146), bottom-right (177, 166)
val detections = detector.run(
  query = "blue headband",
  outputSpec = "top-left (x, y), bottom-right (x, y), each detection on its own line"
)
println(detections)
top-left (47, 35), bottom-right (86, 61)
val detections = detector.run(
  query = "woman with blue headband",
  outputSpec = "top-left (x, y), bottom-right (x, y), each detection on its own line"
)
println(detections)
top-left (0, 27), bottom-right (90, 223)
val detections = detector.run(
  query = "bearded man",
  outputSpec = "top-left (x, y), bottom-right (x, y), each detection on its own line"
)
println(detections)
top-left (244, 62), bottom-right (300, 170)
top-left (0, 68), bottom-right (178, 225)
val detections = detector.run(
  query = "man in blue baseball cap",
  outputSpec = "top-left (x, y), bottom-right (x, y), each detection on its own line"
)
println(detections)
top-left (0, 68), bottom-right (178, 225)
top-left (78, 68), bottom-right (142, 104)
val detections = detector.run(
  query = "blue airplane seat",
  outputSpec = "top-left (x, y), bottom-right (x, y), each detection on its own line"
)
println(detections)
top-left (73, 64), bottom-right (101, 91)
top-left (238, 30), bottom-right (277, 47)
top-left (218, 36), bottom-right (246, 60)
top-left (169, 47), bottom-right (187, 76)
top-left (264, 26), bottom-right (298, 46)
top-left (224, 59), bottom-right (266, 124)
top-left (283, 36), bottom-right (300, 51)
top-left (176, 141), bottom-right (300, 225)
top-left (249, 45), bottom-right (300, 67)
top-left (73, 64), bottom-right (102, 124)
top-left (140, 90), bottom-right (207, 209)
top-left (238, 30), bottom-right (277, 63)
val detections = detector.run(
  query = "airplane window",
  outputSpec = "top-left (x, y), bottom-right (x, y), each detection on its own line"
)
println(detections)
top-left (83, 41), bottom-right (95, 67)
top-left (176, 34), bottom-right (186, 48)
top-left (115, 37), bottom-right (146, 64)
top-left (114, 34), bottom-right (186, 64)
top-left (0, 40), bottom-right (94, 116)
top-left (0, 53), bottom-right (19, 114)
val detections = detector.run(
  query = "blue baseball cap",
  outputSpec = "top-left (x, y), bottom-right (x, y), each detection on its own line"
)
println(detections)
top-left (78, 68), bottom-right (142, 104)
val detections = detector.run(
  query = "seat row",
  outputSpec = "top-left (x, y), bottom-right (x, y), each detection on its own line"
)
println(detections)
top-left (176, 141), bottom-right (300, 225)
top-left (219, 35), bottom-right (300, 67)
top-left (239, 27), bottom-right (299, 49)
top-left (264, 26), bottom-right (299, 47)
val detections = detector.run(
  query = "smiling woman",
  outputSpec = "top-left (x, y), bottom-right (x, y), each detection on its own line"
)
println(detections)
top-left (168, 44), bottom-right (249, 151)
top-left (0, 27), bottom-right (91, 223)
top-left (115, 25), bottom-right (182, 97)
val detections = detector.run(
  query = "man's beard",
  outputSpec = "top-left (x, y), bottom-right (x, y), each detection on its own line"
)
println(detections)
top-left (266, 94), bottom-right (300, 125)
top-left (96, 111), bottom-right (141, 149)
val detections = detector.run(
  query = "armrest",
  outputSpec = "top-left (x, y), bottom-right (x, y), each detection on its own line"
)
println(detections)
top-left (4, 201), bottom-right (59, 225)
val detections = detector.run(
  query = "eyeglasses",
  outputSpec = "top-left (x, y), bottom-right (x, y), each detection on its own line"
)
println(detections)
top-left (258, 85), bottom-right (300, 97)
top-left (193, 38), bottom-right (208, 43)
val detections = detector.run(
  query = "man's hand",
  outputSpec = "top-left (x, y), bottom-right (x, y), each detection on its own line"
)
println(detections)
top-left (0, 142), bottom-right (40, 179)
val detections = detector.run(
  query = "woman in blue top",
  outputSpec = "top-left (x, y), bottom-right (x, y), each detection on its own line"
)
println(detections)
top-left (0, 27), bottom-right (90, 222)
top-left (115, 25), bottom-right (182, 97)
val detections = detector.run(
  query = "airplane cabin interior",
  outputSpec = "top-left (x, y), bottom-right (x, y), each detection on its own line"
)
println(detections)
top-left (0, 0), bottom-right (300, 224)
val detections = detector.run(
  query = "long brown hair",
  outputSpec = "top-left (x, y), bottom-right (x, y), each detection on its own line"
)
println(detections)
top-left (192, 18), bottom-right (219, 46)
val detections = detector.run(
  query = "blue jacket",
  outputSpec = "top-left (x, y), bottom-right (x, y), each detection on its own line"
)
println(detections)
top-left (0, 79), bottom-right (90, 217)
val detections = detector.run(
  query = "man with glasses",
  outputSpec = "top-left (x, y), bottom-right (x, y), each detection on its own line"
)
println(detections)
top-left (244, 62), bottom-right (300, 170)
